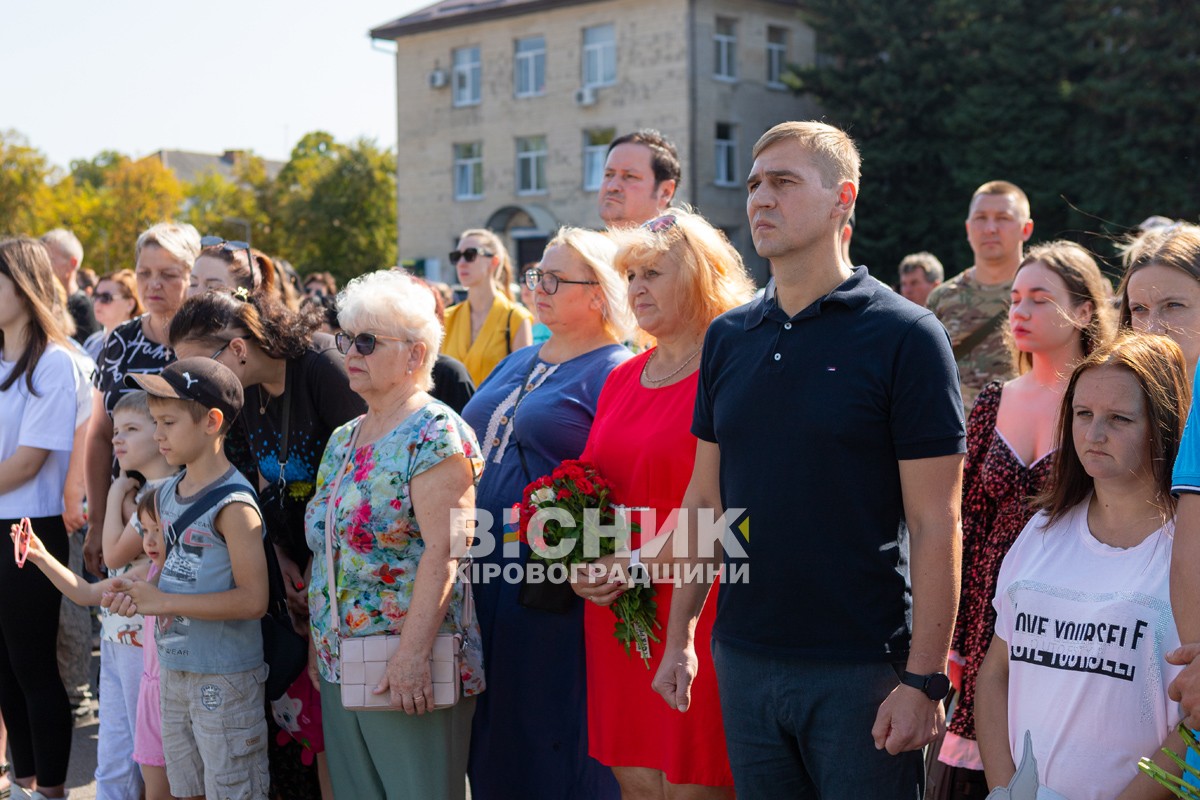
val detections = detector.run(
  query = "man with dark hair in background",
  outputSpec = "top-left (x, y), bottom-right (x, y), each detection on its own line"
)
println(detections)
top-left (598, 129), bottom-right (681, 229)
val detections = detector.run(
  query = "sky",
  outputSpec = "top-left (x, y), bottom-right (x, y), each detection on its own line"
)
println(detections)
top-left (3, 0), bottom-right (433, 170)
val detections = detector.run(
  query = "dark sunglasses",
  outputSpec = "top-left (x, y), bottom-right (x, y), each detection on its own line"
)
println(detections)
top-left (201, 236), bottom-right (253, 265)
top-left (335, 331), bottom-right (409, 356)
top-left (524, 268), bottom-right (599, 295)
top-left (642, 214), bottom-right (679, 233)
top-left (94, 291), bottom-right (120, 304)
top-left (449, 247), bottom-right (494, 264)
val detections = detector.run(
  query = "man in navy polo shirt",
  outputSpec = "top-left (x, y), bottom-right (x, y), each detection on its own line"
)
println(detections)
top-left (652, 121), bottom-right (966, 797)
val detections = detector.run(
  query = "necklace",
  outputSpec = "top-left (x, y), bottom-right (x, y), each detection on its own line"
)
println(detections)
top-left (642, 345), bottom-right (702, 385)
top-left (258, 387), bottom-right (272, 415)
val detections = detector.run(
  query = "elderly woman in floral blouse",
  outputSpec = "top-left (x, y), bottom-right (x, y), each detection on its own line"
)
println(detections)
top-left (304, 269), bottom-right (484, 800)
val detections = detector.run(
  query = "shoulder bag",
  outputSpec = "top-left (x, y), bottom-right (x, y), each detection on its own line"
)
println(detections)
top-left (323, 421), bottom-right (468, 711)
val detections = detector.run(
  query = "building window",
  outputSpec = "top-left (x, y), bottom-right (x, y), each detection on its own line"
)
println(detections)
top-left (767, 27), bottom-right (788, 87)
top-left (452, 46), bottom-right (481, 107)
top-left (516, 136), bottom-right (547, 195)
top-left (583, 128), bottom-right (616, 190)
top-left (715, 123), bottom-right (738, 186)
top-left (583, 24), bottom-right (617, 88)
top-left (453, 142), bottom-right (483, 200)
top-left (714, 18), bottom-right (737, 80)
top-left (515, 36), bottom-right (546, 98)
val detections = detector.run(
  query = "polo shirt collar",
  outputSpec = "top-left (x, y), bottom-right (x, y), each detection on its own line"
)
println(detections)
top-left (745, 266), bottom-right (875, 330)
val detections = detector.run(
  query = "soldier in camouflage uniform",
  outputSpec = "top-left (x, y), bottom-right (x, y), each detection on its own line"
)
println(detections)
top-left (927, 181), bottom-right (1034, 413)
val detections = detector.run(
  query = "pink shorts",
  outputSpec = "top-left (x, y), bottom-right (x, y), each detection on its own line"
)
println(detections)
top-left (133, 672), bottom-right (164, 767)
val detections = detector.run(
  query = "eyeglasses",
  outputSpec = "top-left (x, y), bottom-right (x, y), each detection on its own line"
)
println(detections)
top-left (449, 248), bottom-right (494, 264)
top-left (94, 291), bottom-right (119, 304)
top-left (335, 331), bottom-right (410, 356)
top-left (524, 269), bottom-right (599, 295)
top-left (643, 214), bottom-right (679, 233)
top-left (211, 341), bottom-right (231, 360)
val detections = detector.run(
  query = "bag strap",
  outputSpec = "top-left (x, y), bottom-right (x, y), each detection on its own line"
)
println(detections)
top-left (511, 350), bottom-right (547, 483)
top-left (504, 308), bottom-right (514, 355)
top-left (951, 308), bottom-right (1007, 363)
top-left (323, 420), bottom-right (474, 639)
top-left (170, 482), bottom-right (242, 542)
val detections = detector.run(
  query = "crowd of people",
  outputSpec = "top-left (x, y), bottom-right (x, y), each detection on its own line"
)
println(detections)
top-left (3, 119), bottom-right (1200, 800)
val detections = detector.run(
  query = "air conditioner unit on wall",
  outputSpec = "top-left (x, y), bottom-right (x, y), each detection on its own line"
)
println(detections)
top-left (574, 86), bottom-right (597, 106)
top-left (428, 69), bottom-right (448, 89)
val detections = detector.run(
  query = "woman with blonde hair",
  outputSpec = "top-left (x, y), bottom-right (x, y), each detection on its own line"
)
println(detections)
top-left (462, 227), bottom-right (633, 799)
top-left (0, 238), bottom-right (86, 800)
top-left (85, 221), bottom-right (200, 577)
top-left (931, 240), bottom-right (1115, 798)
top-left (571, 210), bottom-right (754, 798)
top-left (1119, 222), bottom-right (1200, 380)
top-left (83, 269), bottom-right (142, 361)
top-left (443, 228), bottom-right (533, 385)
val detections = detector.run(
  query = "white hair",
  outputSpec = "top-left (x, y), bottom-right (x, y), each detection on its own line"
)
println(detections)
top-left (135, 222), bottom-right (201, 271)
top-left (41, 228), bottom-right (84, 269)
top-left (546, 227), bottom-right (637, 343)
top-left (337, 270), bottom-right (442, 392)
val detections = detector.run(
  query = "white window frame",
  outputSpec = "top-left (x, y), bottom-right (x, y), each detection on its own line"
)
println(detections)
top-left (516, 136), bottom-right (548, 195)
top-left (715, 123), bottom-right (738, 187)
top-left (582, 24), bottom-right (617, 88)
top-left (582, 128), bottom-right (615, 191)
top-left (714, 17), bottom-right (737, 81)
top-left (453, 142), bottom-right (483, 200)
top-left (767, 27), bottom-right (788, 88)
top-left (452, 46), bottom-right (481, 107)
top-left (515, 36), bottom-right (546, 98)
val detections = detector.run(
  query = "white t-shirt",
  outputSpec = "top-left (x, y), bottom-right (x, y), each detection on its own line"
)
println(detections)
top-left (993, 501), bottom-right (1181, 800)
top-left (0, 344), bottom-right (80, 518)
top-left (64, 340), bottom-right (96, 430)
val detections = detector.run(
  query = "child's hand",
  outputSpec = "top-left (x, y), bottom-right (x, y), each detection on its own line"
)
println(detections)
top-left (9, 519), bottom-right (48, 566)
top-left (106, 577), bottom-right (165, 616)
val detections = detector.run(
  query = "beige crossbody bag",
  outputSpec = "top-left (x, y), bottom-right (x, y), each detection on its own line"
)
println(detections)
top-left (323, 421), bottom-right (470, 711)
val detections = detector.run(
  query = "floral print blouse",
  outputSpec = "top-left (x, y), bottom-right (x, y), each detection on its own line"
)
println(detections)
top-left (305, 401), bottom-right (485, 695)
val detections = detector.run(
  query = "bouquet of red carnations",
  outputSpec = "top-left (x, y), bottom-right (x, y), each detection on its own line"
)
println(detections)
top-left (519, 459), bottom-right (661, 666)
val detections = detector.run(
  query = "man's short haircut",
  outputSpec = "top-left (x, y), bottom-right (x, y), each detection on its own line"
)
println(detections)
top-left (607, 129), bottom-right (682, 190)
top-left (113, 389), bottom-right (152, 419)
top-left (970, 180), bottom-right (1031, 222)
top-left (751, 121), bottom-right (861, 191)
top-left (41, 229), bottom-right (84, 269)
top-left (898, 252), bottom-right (945, 283)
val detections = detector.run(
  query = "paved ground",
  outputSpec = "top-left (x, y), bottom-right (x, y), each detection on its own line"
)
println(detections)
top-left (66, 697), bottom-right (99, 800)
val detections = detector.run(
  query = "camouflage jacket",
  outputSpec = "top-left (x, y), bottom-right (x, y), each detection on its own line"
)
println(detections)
top-left (927, 269), bottom-right (1017, 413)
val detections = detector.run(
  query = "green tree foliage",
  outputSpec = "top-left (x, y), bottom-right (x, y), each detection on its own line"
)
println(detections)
top-left (271, 133), bottom-right (397, 284)
top-left (792, 0), bottom-right (1200, 283)
top-left (2, 130), bottom-right (397, 284)
top-left (0, 130), bottom-right (57, 237)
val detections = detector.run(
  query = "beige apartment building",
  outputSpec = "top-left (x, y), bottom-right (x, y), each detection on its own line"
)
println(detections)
top-left (370, 0), bottom-right (817, 284)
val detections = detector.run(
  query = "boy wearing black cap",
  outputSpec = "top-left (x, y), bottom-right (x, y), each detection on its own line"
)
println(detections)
top-left (108, 357), bottom-right (269, 800)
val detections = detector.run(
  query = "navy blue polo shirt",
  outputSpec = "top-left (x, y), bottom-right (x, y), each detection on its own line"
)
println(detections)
top-left (693, 266), bottom-right (965, 660)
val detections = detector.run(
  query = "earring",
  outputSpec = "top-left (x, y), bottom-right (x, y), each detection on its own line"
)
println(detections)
top-left (240, 359), bottom-right (246, 365)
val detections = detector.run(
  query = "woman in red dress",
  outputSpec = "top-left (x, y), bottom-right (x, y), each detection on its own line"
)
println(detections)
top-left (573, 210), bottom-right (755, 799)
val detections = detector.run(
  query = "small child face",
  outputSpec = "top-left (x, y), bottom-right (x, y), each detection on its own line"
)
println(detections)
top-left (139, 511), bottom-right (165, 566)
top-left (148, 400), bottom-right (212, 467)
top-left (112, 409), bottom-right (161, 473)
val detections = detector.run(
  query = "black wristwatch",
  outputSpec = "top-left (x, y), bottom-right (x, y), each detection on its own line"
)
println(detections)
top-left (900, 670), bottom-right (951, 701)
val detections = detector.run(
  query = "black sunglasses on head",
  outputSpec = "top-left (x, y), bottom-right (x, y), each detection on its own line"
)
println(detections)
top-left (201, 236), bottom-right (253, 264)
top-left (335, 331), bottom-right (409, 356)
top-left (449, 247), bottom-right (494, 264)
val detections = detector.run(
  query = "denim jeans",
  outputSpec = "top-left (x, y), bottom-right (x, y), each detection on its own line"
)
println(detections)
top-left (712, 638), bottom-right (924, 799)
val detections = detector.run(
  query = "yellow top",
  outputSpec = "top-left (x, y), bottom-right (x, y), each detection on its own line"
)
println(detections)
top-left (443, 295), bottom-right (534, 386)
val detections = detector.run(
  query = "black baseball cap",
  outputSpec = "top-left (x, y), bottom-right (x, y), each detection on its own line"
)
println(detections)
top-left (125, 357), bottom-right (244, 423)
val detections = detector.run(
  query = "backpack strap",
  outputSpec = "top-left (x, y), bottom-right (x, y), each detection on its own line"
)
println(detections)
top-left (951, 308), bottom-right (1007, 363)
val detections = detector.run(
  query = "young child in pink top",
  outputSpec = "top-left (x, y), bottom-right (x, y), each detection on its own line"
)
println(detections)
top-left (13, 488), bottom-right (171, 800)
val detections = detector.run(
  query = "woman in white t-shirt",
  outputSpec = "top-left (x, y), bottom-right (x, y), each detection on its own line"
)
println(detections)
top-left (0, 238), bottom-right (83, 800)
top-left (976, 332), bottom-right (1191, 800)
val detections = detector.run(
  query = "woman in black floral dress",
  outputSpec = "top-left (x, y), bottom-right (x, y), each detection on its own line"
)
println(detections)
top-left (928, 242), bottom-right (1115, 798)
